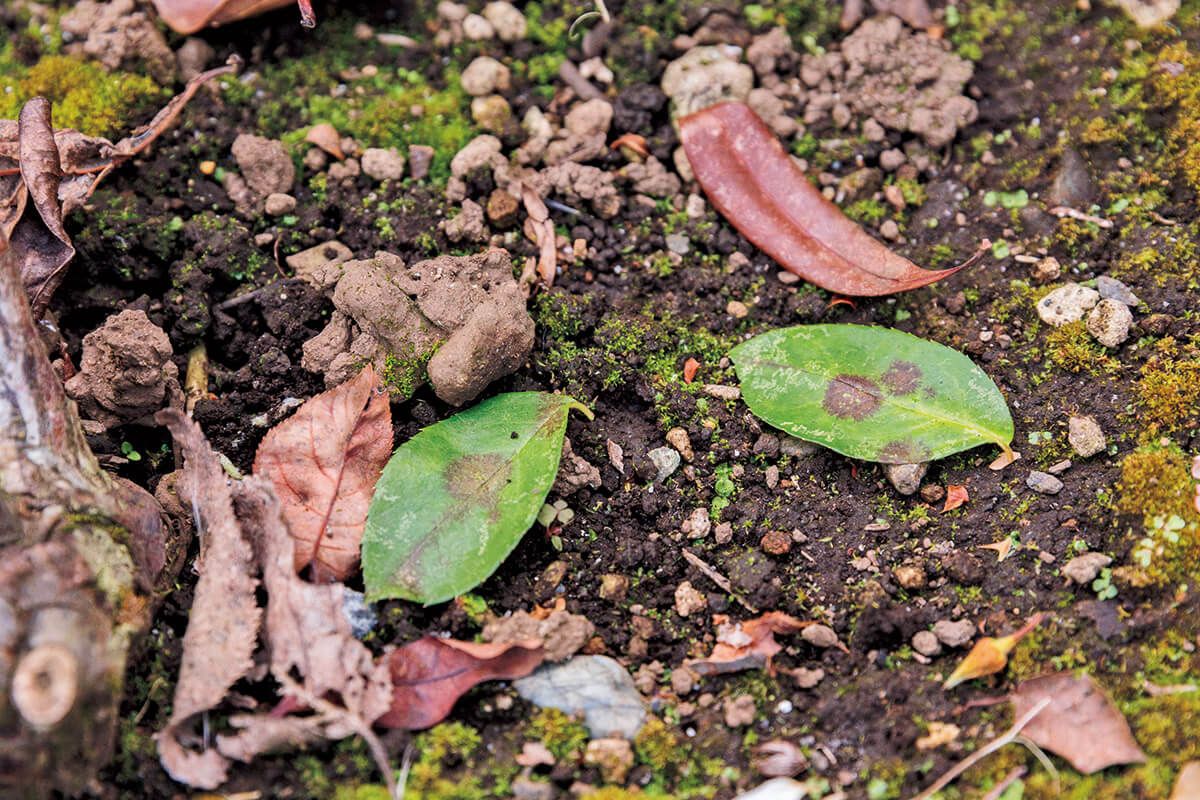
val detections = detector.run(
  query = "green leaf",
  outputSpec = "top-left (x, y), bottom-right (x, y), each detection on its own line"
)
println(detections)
top-left (730, 324), bottom-right (1013, 464)
top-left (362, 392), bottom-right (591, 605)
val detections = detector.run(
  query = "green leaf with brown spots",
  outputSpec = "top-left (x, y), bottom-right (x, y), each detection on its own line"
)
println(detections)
top-left (731, 325), bottom-right (1013, 464)
top-left (362, 392), bottom-right (592, 605)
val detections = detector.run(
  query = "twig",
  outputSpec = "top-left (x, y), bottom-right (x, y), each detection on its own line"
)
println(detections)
top-left (980, 766), bottom-right (1027, 800)
top-left (1048, 205), bottom-right (1113, 229)
top-left (184, 343), bottom-right (208, 415)
top-left (681, 548), bottom-right (758, 613)
top-left (908, 697), bottom-right (1051, 800)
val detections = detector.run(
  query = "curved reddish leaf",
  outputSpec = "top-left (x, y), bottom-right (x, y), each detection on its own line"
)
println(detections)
top-left (685, 611), bottom-right (814, 676)
top-left (679, 102), bottom-right (966, 296)
top-left (253, 365), bottom-right (391, 581)
top-left (150, 0), bottom-right (309, 35)
top-left (378, 637), bottom-right (544, 730)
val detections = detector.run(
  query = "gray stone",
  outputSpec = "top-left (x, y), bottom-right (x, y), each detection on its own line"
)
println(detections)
top-left (802, 624), bottom-right (840, 649)
top-left (1047, 148), bottom-right (1096, 208)
top-left (1062, 552), bottom-right (1112, 585)
top-left (1036, 283), bottom-right (1099, 326)
top-left (264, 192), bottom-right (296, 216)
top-left (1096, 275), bottom-right (1141, 306)
top-left (1026, 470), bottom-right (1064, 495)
top-left (932, 619), bottom-right (975, 648)
top-left (1068, 415), bottom-right (1106, 458)
top-left (666, 233), bottom-right (691, 255)
top-left (885, 462), bottom-right (928, 496)
top-left (514, 655), bottom-right (646, 739)
top-left (647, 446), bottom-right (681, 482)
top-left (1087, 298), bottom-right (1133, 348)
top-left (912, 630), bottom-right (941, 657)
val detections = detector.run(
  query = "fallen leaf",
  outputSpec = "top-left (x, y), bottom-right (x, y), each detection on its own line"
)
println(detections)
top-left (979, 538), bottom-right (1014, 562)
top-left (1011, 672), bottom-right (1147, 773)
top-left (752, 740), bottom-right (808, 777)
top-left (1171, 761), bottom-right (1200, 800)
top-left (513, 654), bottom-right (647, 739)
top-left (683, 357), bottom-right (700, 384)
top-left (943, 484), bottom-right (969, 512)
top-left (731, 325), bottom-right (1015, 464)
top-left (944, 612), bottom-right (1043, 689)
top-left (155, 410), bottom-right (261, 791)
top-left (678, 102), bottom-right (970, 296)
top-left (304, 123), bottom-right (344, 160)
top-left (610, 132), bottom-right (650, 158)
top-left (151, 0), bottom-right (314, 35)
top-left (377, 637), bottom-right (544, 730)
top-left (253, 365), bottom-right (391, 581)
top-left (685, 611), bottom-right (813, 676)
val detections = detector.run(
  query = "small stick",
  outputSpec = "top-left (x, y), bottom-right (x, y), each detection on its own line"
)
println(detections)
top-left (184, 343), bottom-right (208, 415)
top-left (682, 548), bottom-right (758, 613)
top-left (1048, 205), bottom-right (1113, 229)
top-left (908, 697), bottom-right (1051, 800)
top-left (981, 766), bottom-right (1027, 800)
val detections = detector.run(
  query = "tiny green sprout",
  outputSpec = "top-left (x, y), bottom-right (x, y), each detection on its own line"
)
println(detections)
top-left (991, 240), bottom-right (1011, 259)
top-left (1092, 567), bottom-right (1117, 601)
top-left (120, 441), bottom-right (142, 462)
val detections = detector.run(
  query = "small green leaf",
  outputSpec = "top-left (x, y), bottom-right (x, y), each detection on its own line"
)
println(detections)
top-left (730, 324), bottom-right (1014, 464)
top-left (363, 392), bottom-right (591, 605)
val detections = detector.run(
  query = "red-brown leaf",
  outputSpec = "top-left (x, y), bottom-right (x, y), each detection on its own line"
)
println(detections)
top-left (685, 611), bottom-right (813, 676)
top-left (678, 102), bottom-right (966, 296)
top-left (377, 637), bottom-right (545, 730)
top-left (150, 0), bottom-right (302, 35)
top-left (1011, 672), bottom-right (1146, 774)
top-left (943, 484), bottom-right (969, 512)
top-left (253, 365), bottom-right (391, 581)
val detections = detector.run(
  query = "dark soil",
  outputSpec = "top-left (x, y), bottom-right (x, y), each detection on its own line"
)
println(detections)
top-left (6, 0), bottom-right (1200, 797)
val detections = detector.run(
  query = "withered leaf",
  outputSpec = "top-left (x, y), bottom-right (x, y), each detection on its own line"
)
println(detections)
top-left (943, 484), bottom-right (969, 512)
top-left (151, 0), bottom-right (314, 35)
top-left (253, 365), bottom-right (391, 581)
top-left (378, 637), bottom-right (544, 730)
top-left (679, 102), bottom-right (968, 296)
top-left (1011, 672), bottom-right (1147, 774)
top-left (944, 612), bottom-right (1042, 689)
top-left (685, 612), bottom-right (813, 676)
top-left (155, 409), bottom-right (261, 791)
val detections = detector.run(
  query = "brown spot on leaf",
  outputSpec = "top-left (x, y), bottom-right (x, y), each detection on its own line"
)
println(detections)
top-left (881, 360), bottom-right (922, 395)
top-left (822, 374), bottom-right (882, 420)
top-left (878, 440), bottom-right (926, 463)
top-left (447, 453), bottom-right (510, 501)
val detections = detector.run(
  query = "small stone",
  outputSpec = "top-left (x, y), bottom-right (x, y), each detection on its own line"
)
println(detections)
top-left (1026, 470), bottom-right (1064, 495)
top-left (932, 619), bottom-right (975, 648)
top-left (893, 564), bottom-right (927, 590)
top-left (726, 299), bottom-right (749, 318)
top-left (1068, 415), bottom-right (1106, 458)
top-left (879, 219), bottom-right (900, 241)
top-left (253, 232), bottom-right (275, 247)
top-left (1032, 256), bottom-right (1062, 283)
top-left (1036, 282), bottom-right (1100, 327)
top-left (666, 233), bottom-right (691, 255)
top-left (1062, 552), bottom-right (1112, 585)
top-left (565, 98), bottom-right (614, 137)
top-left (912, 630), bottom-right (941, 657)
top-left (723, 694), bottom-right (757, 727)
top-left (862, 118), bottom-right (886, 141)
top-left (486, 188), bottom-right (520, 227)
top-left (802, 624), bottom-right (840, 649)
top-left (511, 777), bottom-right (555, 800)
top-left (885, 462), bottom-right (929, 496)
top-left (483, 0), bottom-right (528, 41)
top-left (1096, 275), bottom-right (1140, 306)
top-left (600, 574), bottom-right (629, 602)
top-left (714, 522), bottom-right (734, 544)
top-left (1047, 147), bottom-right (1095, 208)
top-left (682, 507), bottom-right (711, 539)
top-left (1087, 298), bottom-right (1133, 348)
top-left (753, 434), bottom-right (780, 458)
top-left (791, 667), bottom-right (825, 688)
top-left (585, 738), bottom-right (634, 783)
top-left (408, 145), bottom-right (435, 180)
top-left (666, 427), bottom-right (694, 462)
top-left (674, 581), bottom-right (707, 617)
top-left (231, 133), bottom-right (295, 197)
top-left (780, 435), bottom-right (817, 458)
top-left (462, 13), bottom-right (495, 40)
top-left (704, 384), bottom-right (741, 401)
top-left (461, 56), bottom-right (511, 96)
top-left (919, 484), bottom-right (946, 504)
top-left (361, 147), bottom-right (406, 181)
top-left (761, 530), bottom-right (792, 556)
top-left (264, 192), bottom-right (296, 216)
top-left (879, 148), bottom-right (906, 171)
top-left (764, 466), bottom-right (780, 489)
top-left (1142, 313), bottom-right (1172, 336)
top-left (647, 446), bottom-right (681, 482)
top-left (1048, 459), bottom-right (1073, 474)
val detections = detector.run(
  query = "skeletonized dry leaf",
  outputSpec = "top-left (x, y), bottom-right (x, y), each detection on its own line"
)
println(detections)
top-left (253, 365), bottom-right (391, 581)
top-left (378, 637), bottom-right (544, 730)
top-left (685, 612), bottom-right (813, 676)
top-left (1011, 672), bottom-right (1146, 774)
top-left (155, 410), bottom-right (261, 791)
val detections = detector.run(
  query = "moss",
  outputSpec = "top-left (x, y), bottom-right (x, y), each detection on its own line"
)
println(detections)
top-left (1044, 320), bottom-right (1119, 375)
top-left (948, 0), bottom-right (1029, 62)
top-left (333, 786), bottom-right (392, 800)
top-left (534, 291), bottom-right (595, 341)
top-left (1150, 42), bottom-right (1200, 195)
top-left (1135, 347), bottom-right (1200, 436)
top-left (528, 708), bottom-right (589, 761)
top-left (407, 722), bottom-right (488, 800)
top-left (381, 343), bottom-right (438, 398)
top-left (580, 789), bottom-right (670, 800)
top-left (843, 198), bottom-right (890, 225)
top-left (1114, 442), bottom-right (1200, 584)
top-left (630, 716), bottom-right (724, 799)
top-left (0, 54), bottom-right (164, 138)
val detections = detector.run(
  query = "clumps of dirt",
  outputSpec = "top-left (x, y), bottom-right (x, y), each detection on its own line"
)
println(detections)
top-left (60, 0), bottom-right (176, 83)
top-left (65, 309), bottom-right (182, 428)
top-left (800, 16), bottom-right (977, 148)
top-left (230, 134), bottom-right (296, 204)
top-left (661, 45), bottom-right (754, 118)
top-left (482, 608), bottom-right (595, 661)
top-left (301, 249), bottom-right (534, 405)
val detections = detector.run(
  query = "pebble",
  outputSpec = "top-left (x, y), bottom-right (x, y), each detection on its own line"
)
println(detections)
top-left (1068, 415), bottom-right (1106, 458)
top-left (879, 219), bottom-right (900, 241)
top-left (723, 694), bottom-right (758, 727)
top-left (893, 564), bottom-right (927, 590)
top-left (471, 94), bottom-right (513, 133)
top-left (754, 434), bottom-right (779, 457)
top-left (1026, 470), bottom-right (1064, 495)
top-left (761, 530), bottom-right (792, 556)
top-left (802, 624), bottom-right (840, 649)
top-left (647, 446), bottom-right (681, 482)
top-left (791, 667), bottom-right (824, 688)
top-left (360, 147), bottom-right (406, 181)
top-left (1062, 552), bottom-right (1113, 585)
top-left (780, 435), bottom-right (817, 458)
top-left (674, 581), bottom-right (708, 617)
top-left (666, 233), bottom-right (691, 255)
top-left (1047, 459), bottom-right (1073, 474)
top-left (666, 427), bottom-right (694, 461)
top-left (919, 484), bottom-right (946, 504)
top-left (485, 188), bottom-right (519, 227)
top-left (461, 56), bottom-right (510, 96)
top-left (932, 619), bottom-right (975, 648)
top-left (1087, 298), bottom-right (1133, 348)
top-left (885, 462), bottom-right (928, 496)
top-left (714, 522), bottom-right (734, 544)
top-left (263, 192), bottom-right (296, 216)
top-left (462, 12), bottom-right (495, 40)
top-left (682, 507), bottom-right (711, 539)
top-left (704, 384), bottom-right (741, 401)
top-left (726, 299), bottom-right (749, 318)
top-left (912, 630), bottom-right (942, 657)
top-left (511, 778), bottom-right (556, 800)
top-left (879, 148), bottom-right (906, 171)
top-left (599, 574), bottom-right (629, 602)
top-left (1036, 282), bottom-right (1099, 326)
top-left (1032, 256), bottom-right (1062, 283)
top-left (764, 465), bottom-right (780, 489)
top-left (484, 1), bottom-right (528, 41)
top-left (1097, 275), bottom-right (1140, 306)
top-left (408, 145), bottom-right (435, 181)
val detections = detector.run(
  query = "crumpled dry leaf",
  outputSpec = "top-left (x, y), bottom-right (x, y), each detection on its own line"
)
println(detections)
top-left (253, 365), bottom-right (391, 581)
top-left (378, 637), bottom-right (544, 730)
top-left (685, 612), bottom-right (813, 676)
top-left (0, 62), bottom-right (236, 316)
top-left (943, 484), bottom-right (969, 512)
top-left (155, 409), bottom-right (261, 791)
top-left (944, 612), bottom-right (1043, 689)
top-left (151, 0), bottom-right (315, 35)
top-left (482, 608), bottom-right (595, 662)
top-left (1011, 672), bottom-right (1147, 774)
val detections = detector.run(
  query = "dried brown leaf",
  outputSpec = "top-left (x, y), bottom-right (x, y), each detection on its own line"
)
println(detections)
top-left (943, 612), bottom-right (1042, 689)
top-left (150, 0), bottom-right (306, 35)
top-left (378, 637), bottom-right (545, 730)
top-left (1011, 672), bottom-right (1147, 774)
top-left (685, 611), bottom-right (812, 676)
top-left (253, 365), bottom-right (391, 581)
top-left (942, 484), bottom-right (969, 512)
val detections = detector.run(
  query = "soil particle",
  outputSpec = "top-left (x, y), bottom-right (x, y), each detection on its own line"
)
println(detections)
top-left (585, 738), bottom-right (634, 783)
top-left (1026, 470), bottom-right (1065, 495)
top-left (1062, 552), bottom-right (1113, 585)
top-left (482, 1), bottom-right (527, 42)
top-left (60, 0), bottom-right (175, 82)
top-left (64, 309), bottom-right (182, 428)
top-left (1047, 147), bottom-right (1097, 208)
top-left (932, 619), bottom-right (976, 648)
top-left (263, 193), bottom-right (296, 216)
top-left (442, 199), bottom-right (489, 243)
top-left (647, 446), bottom-right (681, 482)
top-left (1097, 275), bottom-right (1141, 306)
top-left (912, 630), bottom-right (941, 657)
top-left (552, 438), bottom-right (602, 496)
top-left (231, 134), bottom-right (295, 199)
top-left (1068, 415), bottom-right (1107, 458)
top-left (360, 148), bottom-right (406, 182)
top-left (661, 45), bottom-right (754, 117)
top-left (461, 56), bottom-right (511, 96)
top-left (885, 462), bottom-right (928, 495)
top-left (408, 146), bottom-right (435, 181)
top-left (723, 694), bottom-right (757, 727)
top-left (176, 37), bottom-right (216, 81)
top-left (674, 581), bottom-right (708, 616)
top-left (482, 608), bottom-right (594, 661)
top-left (682, 507), bottom-right (712, 539)
top-left (1036, 282), bottom-right (1100, 326)
top-left (802, 624), bottom-right (840, 649)
top-left (1087, 298), bottom-right (1134, 348)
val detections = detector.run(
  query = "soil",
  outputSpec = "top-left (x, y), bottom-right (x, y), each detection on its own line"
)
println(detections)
top-left (4, 0), bottom-right (1200, 798)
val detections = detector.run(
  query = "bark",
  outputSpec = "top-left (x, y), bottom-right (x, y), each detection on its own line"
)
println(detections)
top-left (0, 240), bottom-right (180, 796)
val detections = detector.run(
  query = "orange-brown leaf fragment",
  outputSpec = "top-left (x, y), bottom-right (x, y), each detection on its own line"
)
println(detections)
top-left (378, 637), bottom-right (544, 730)
top-left (944, 612), bottom-right (1043, 689)
top-left (150, 0), bottom-right (307, 35)
top-left (1011, 672), bottom-right (1146, 773)
top-left (943, 484), bottom-right (969, 512)
top-left (678, 102), bottom-right (965, 296)
top-left (253, 365), bottom-right (391, 581)
top-left (685, 611), bottom-right (813, 676)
